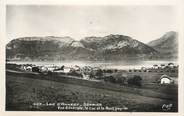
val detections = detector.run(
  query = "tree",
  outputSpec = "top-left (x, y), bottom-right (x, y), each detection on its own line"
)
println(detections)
top-left (104, 76), bottom-right (116, 83)
top-left (127, 75), bottom-right (142, 86)
top-left (95, 69), bottom-right (103, 77)
top-left (116, 76), bottom-right (126, 85)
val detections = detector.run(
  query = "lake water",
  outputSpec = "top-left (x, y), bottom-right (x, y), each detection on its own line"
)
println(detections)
top-left (7, 60), bottom-right (178, 70)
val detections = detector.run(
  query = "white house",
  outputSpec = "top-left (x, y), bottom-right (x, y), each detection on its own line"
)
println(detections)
top-left (63, 67), bottom-right (71, 73)
top-left (24, 65), bottom-right (32, 71)
top-left (153, 64), bottom-right (159, 69)
top-left (47, 67), bottom-right (56, 72)
top-left (168, 63), bottom-right (174, 68)
top-left (160, 74), bottom-right (173, 84)
top-left (160, 64), bottom-right (166, 69)
top-left (40, 66), bottom-right (48, 72)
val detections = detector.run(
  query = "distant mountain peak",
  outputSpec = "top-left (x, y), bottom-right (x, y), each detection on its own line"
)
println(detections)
top-left (162, 31), bottom-right (177, 39)
top-left (148, 31), bottom-right (177, 46)
top-left (147, 31), bottom-right (178, 60)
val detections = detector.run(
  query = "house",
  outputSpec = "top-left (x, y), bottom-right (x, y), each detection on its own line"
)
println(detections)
top-left (63, 67), bottom-right (71, 73)
top-left (47, 67), bottom-right (56, 72)
top-left (168, 63), bottom-right (174, 68)
top-left (141, 67), bottom-right (147, 72)
top-left (52, 66), bottom-right (71, 74)
top-left (72, 65), bottom-right (81, 71)
top-left (160, 74), bottom-right (174, 84)
top-left (39, 66), bottom-right (48, 72)
top-left (153, 64), bottom-right (159, 69)
top-left (160, 64), bottom-right (165, 69)
top-left (24, 65), bottom-right (32, 71)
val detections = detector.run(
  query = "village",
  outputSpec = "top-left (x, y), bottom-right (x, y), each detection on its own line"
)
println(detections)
top-left (7, 62), bottom-right (178, 86)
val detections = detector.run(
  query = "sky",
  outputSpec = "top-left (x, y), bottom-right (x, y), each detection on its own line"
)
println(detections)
top-left (6, 5), bottom-right (178, 43)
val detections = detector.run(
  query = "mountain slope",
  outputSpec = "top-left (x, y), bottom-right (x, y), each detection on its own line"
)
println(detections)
top-left (6, 36), bottom-right (95, 61)
top-left (81, 34), bottom-right (158, 60)
top-left (148, 31), bottom-right (178, 59)
top-left (6, 35), bottom-right (159, 61)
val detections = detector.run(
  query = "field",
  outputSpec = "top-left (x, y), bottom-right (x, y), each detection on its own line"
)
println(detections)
top-left (6, 68), bottom-right (178, 112)
top-left (127, 71), bottom-right (177, 84)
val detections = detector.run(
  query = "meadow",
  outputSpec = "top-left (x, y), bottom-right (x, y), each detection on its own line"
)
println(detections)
top-left (6, 69), bottom-right (178, 112)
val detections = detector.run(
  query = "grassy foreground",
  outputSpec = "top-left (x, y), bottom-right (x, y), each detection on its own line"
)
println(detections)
top-left (6, 70), bottom-right (178, 112)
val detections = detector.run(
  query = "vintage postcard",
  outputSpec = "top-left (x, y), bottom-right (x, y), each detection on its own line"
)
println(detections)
top-left (1, 0), bottom-right (184, 115)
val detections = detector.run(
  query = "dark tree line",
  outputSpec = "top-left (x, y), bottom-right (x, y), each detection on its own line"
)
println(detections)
top-left (104, 75), bottom-right (142, 87)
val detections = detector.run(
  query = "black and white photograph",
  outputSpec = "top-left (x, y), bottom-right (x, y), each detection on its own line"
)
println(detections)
top-left (5, 5), bottom-right (179, 112)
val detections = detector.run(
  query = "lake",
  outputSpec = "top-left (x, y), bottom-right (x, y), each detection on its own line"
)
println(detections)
top-left (7, 60), bottom-right (178, 70)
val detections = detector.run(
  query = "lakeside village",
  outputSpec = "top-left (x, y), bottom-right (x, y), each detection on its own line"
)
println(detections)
top-left (7, 62), bottom-right (178, 86)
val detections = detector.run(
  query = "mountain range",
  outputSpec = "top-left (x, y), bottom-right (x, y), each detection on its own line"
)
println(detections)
top-left (6, 31), bottom-right (178, 61)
